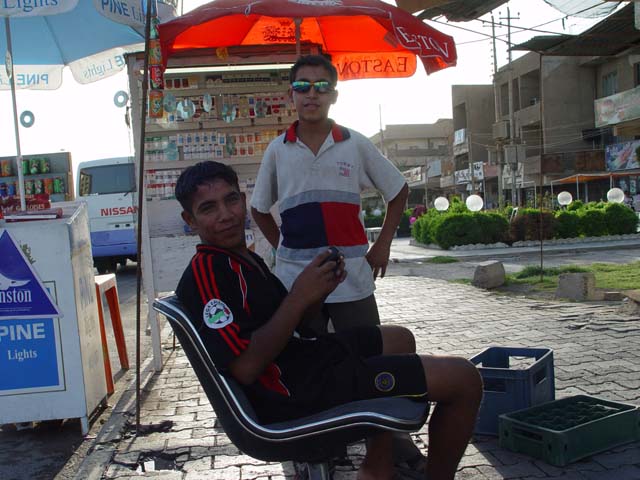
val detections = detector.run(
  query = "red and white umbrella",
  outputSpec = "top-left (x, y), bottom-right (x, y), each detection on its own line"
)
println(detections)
top-left (159, 0), bottom-right (457, 81)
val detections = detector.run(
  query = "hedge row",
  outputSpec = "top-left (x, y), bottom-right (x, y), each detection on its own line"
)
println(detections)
top-left (411, 201), bottom-right (638, 250)
top-left (364, 209), bottom-right (414, 237)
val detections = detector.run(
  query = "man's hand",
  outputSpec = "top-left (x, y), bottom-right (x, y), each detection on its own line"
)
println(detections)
top-left (229, 249), bottom-right (345, 386)
top-left (291, 249), bottom-right (347, 304)
top-left (366, 242), bottom-right (390, 280)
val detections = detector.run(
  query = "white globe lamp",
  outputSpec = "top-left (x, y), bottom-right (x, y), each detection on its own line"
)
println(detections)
top-left (557, 191), bottom-right (573, 207)
top-left (434, 197), bottom-right (449, 212)
top-left (606, 187), bottom-right (624, 204)
top-left (466, 194), bottom-right (484, 212)
top-left (372, 208), bottom-right (382, 217)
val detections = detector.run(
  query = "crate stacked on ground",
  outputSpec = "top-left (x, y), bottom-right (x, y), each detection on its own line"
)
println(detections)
top-left (470, 346), bottom-right (555, 435)
top-left (499, 395), bottom-right (640, 466)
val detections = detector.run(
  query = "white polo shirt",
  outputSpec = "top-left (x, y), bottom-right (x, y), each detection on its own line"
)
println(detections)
top-left (251, 121), bottom-right (406, 303)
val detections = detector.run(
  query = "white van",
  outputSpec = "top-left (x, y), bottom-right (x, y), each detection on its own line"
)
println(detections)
top-left (76, 157), bottom-right (137, 274)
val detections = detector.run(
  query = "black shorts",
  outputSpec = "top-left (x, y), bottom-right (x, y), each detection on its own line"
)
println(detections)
top-left (327, 326), bottom-right (428, 404)
top-left (258, 326), bottom-right (428, 423)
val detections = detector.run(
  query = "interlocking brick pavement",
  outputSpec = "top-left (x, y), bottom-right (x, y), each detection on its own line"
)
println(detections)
top-left (97, 276), bottom-right (640, 479)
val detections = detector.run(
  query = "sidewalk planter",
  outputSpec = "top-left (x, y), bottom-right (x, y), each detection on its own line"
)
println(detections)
top-left (470, 346), bottom-right (555, 435)
top-left (499, 395), bottom-right (640, 466)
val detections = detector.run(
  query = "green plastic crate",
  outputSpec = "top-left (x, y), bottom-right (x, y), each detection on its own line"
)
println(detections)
top-left (499, 395), bottom-right (640, 466)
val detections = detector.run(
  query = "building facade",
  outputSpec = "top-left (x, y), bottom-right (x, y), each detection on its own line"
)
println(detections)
top-left (450, 85), bottom-right (496, 206)
top-left (493, 51), bottom-right (602, 206)
top-left (368, 120), bottom-right (453, 209)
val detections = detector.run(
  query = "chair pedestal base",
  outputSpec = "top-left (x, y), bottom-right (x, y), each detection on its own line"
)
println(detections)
top-left (294, 461), bottom-right (331, 480)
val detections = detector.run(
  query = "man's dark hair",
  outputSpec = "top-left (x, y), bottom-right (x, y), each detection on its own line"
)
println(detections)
top-left (289, 55), bottom-right (337, 86)
top-left (175, 161), bottom-right (240, 213)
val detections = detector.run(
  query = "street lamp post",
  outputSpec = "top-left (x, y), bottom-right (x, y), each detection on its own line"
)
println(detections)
top-left (424, 162), bottom-right (430, 207)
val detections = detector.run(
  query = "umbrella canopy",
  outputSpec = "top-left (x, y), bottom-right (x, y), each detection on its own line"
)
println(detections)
top-left (159, 0), bottom-right (457, 81)
top-left (0, 0), bottom-right (148, 90)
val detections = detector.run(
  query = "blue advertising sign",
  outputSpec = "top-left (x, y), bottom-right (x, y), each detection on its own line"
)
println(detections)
top-left (0, 318), bottom-right (64, 394)
top-left (0, 230), bottom-right (61, 319)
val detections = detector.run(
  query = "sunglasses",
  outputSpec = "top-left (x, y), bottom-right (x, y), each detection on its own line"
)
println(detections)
top-left (291, 80), bottom-right (335, 94)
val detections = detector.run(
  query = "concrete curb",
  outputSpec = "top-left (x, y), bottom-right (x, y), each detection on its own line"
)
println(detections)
top-left (72, 324), bottom-right (173, 480)
top-left (395, 237), bottom-right (640, 263)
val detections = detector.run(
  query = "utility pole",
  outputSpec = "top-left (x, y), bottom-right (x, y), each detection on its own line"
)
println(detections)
top-left (468, 133), bottom-right (474, 197)
top-left (424, 162), bottom-right (430, 206)
top-left (378, 104), bottom-right (385, 155)
top-left (501, 7), bottom-right (520, 206)
top-left (488, 14), bottom-right (504, 209)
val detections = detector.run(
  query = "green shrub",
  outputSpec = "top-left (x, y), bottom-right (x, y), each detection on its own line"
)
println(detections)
top-left (433, 213), bottom-right (481, 249)
top-left (448, 196), bottom-right (467, 213)
top-left (588, 201), bottom-right (607, 210)
top-left (567, 199), bottom-right (584, 211)
top-left (509, 208), bottom-right (556, 242)
top-left (364, 213), bottom-right (384, 228)
top-left (476, 212), bottom-right (509, 244)
top-left (397, 208), bottom-right (413, 237)
top-left (604, 202), bottom-right (639, 235)
top-left (411, 214), bottom-right (427, 243)
top-left (579, 208), bottom-right (607, 237)
top-left (554, 210), bottom-right (581, 238)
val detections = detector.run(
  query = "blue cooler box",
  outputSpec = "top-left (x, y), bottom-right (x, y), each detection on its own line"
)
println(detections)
top-left (470, 346), bottom-right (555, 435)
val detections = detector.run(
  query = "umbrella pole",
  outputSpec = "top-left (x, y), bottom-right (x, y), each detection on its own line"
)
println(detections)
top-left (295, 18), bottom-right (301, 57)
top-left (134, 0), bottom-right (154, 434)
top-left (4, 17), bottom-right (26, 211)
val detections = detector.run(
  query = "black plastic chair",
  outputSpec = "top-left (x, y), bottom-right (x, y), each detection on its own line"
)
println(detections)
top-left (153, 294), bottom-right (430, 479)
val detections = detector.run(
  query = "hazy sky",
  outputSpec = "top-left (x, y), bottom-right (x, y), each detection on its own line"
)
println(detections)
top-left (0, 0), bottom-right (606, 171)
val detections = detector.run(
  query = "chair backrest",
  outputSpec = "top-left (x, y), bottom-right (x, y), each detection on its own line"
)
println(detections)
top-left (153, 294), bottom-right (430, 463)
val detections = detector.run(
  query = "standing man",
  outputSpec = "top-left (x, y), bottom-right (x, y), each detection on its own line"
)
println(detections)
top-left (250, 54), bottom-right (408, 336)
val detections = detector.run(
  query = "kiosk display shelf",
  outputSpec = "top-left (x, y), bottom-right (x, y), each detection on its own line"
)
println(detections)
top-left (129, 59), bottom-right (292, 370)
top-left (0, 152), bottom-right (74, 203)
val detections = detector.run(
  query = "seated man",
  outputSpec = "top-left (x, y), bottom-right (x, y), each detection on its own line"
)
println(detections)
top-left (174, 161), bottom-right (483, 480)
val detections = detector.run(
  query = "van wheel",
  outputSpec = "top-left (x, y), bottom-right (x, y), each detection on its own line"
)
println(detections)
top-left (95, 259), bottom-right (117, 275)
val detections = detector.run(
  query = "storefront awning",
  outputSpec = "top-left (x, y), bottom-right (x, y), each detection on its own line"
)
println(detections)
top-left (395, 0), bottom-right (508, 21)
top-left (512, 4), bottom-right (639, 57)
top-left (550, 170), bottom-right (640, 185)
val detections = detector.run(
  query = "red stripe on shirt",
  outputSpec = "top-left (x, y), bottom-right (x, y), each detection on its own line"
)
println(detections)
top-left (207, 255), bottom-right (220, 297)
top-left (259, 364), bottom-right (290, 396)
top-left (198, 254), bottom-right (215, 299)
top-left (192, 255), bottom-right (210, 304)
top-left (229, 258), bottom-right (251, 315)
top-left (218, 327), bottom-right (242, 355)
top-left (320, 202), bottom-right (368, 246)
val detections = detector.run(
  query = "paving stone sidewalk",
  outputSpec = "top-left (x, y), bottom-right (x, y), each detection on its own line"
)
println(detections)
top-left (95, 276), bottom-right (640, 480)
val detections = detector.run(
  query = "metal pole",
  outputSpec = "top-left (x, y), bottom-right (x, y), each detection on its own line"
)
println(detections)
top-left (424, 162), bottom-right (429, 206)
top-left (507, 7), bottom-right (517, 206)
top-left (135, 0), bottom-right (155, 434)
top-left (4, 17), bottom-right (26, 211)
top-left (539, 167), bottom-right (544, 282)
top-left (469, 147), bottom-right (474, 195)
top-left (294, 18), bottom-right (301, 57)
top-left (378, 104), bottom-right (385, 154)
top-left (491, 13), bottom-right (504, 209)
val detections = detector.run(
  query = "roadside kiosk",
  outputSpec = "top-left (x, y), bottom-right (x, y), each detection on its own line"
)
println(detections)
top-left (0, 203), bottom-right (107, 434)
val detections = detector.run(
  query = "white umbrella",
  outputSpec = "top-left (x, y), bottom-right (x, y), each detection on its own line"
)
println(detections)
top-left (0, 0), bottom-right (176, 210)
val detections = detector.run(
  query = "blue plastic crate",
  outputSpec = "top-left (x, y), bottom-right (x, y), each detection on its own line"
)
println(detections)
top-left (470, 346), bottom-right (555, 435)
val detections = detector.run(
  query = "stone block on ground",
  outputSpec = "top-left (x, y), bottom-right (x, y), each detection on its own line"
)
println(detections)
top-left (603, 291), bottom-right (624, 301)
top-left (556, 272), bottom-right (596, 301)
top-left (472, 261), bottom-right (505, 289)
